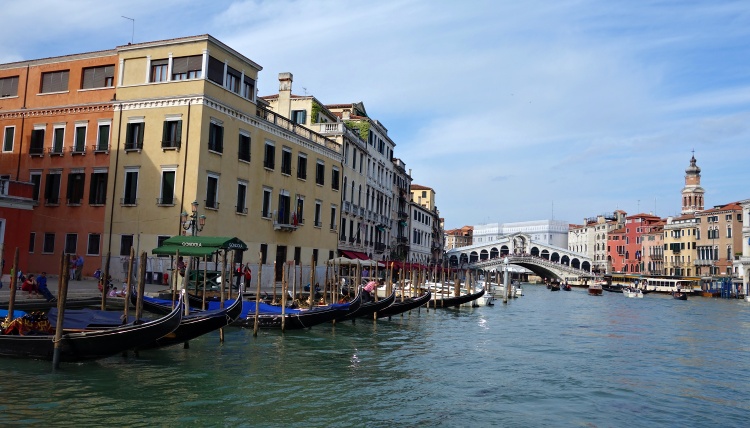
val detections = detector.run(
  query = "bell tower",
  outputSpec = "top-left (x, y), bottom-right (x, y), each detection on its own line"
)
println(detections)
top-left (681, 151), bottom-right (704, 215)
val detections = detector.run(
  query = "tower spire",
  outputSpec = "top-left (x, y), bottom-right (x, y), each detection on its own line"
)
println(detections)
top-left (681, 152), bottom-right (704, 215)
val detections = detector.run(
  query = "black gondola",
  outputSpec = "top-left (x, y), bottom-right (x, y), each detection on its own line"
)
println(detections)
top-left (562, 283), bottom-right (572, 291)
top-left (338, 289), bottom-right (396, 322)
top-left (602, 284), bottom-right (624, 293)
top-left (673, 291), bottom-right (688, 300)
top-left (430, 288), bottom-right (485, 308)
top-left (376, 291), bottom-right (432, 318)
top-left (229, 298), bottom-right (355, 330)
top-left (0, 298), bottom-right (182, 362)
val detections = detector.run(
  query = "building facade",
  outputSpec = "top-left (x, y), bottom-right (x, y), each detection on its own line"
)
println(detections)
top-left (694, 202), bottom-right (743, 277)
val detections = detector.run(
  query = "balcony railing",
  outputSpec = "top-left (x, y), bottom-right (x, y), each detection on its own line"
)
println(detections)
top-left (120, 197), bottom-right (138, 206)
top-left (156, 197), bottom-right (176, 206)
top-left (92, 144), bottom-right (110, 154)
top-left (694, 259), bottom-right (714, 266)
top-left (70, 145), bottom-right (86, 155)
top-left (124, 141), bottom-right (143, 152)
top-left (29, 146), bottom-right (45, 156)
top-left (273, 210), bottom-right (298, 232)
top-left (161, 139), bottom-right (181, 150)
top-left (374, 243), bottom-right (386, 252)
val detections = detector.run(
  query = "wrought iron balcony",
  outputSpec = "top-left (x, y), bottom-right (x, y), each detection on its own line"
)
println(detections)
top-left (273, 210), bottom-right (298, 232)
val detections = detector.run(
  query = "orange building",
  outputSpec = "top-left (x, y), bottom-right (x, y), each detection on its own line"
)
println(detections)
top-left (0, 50), bottom-right (117, 276)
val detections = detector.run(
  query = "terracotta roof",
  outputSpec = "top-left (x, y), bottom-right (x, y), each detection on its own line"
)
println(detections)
top-left (411, 184), bottom-right (432, 191)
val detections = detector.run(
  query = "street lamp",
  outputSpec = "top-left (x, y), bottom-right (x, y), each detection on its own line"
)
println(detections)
top-left (181, 201), bottom-right (207, 236)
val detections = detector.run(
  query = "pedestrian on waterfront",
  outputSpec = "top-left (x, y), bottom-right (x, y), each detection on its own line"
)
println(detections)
top-left (21, 274), bottom-right (38, 295)
top-left (108, 287), bottom-right (118, 298)
top-left (235, 263), bottom-right (243, 289)
top-left (243, 263), bottom-right (252, 290)
top-left (36, 272), bottom-right (56, 302)
top-left (176, 257), bottom-right (186, 277)
top-left (362, 267), bottom-right (370, 280)
top-left (75, 254), bottom-right (84, 280)
top-left (68, 255), bottom-right (76, 280)
top-left (93, 267), bottom-right (102, 281)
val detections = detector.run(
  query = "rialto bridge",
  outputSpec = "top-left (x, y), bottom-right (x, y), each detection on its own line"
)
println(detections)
top-left (445, 233), bottom-right (594, 283)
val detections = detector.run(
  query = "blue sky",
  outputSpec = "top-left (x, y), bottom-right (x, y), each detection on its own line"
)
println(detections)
top-left (3, 0), bottom-right (749, 229)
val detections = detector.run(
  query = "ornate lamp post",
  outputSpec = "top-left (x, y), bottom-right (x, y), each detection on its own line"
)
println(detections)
top-left (181, 201), bottom-right (207, 236)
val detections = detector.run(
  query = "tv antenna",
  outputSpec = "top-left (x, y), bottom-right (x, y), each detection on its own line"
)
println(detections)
top-left (122, 16), bottom-right (135, 44)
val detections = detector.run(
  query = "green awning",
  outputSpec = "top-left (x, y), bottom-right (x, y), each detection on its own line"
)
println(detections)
top-left (151, 245), bottom-right (218, 257)
top-left (152, 236), bottom-right (248, 256)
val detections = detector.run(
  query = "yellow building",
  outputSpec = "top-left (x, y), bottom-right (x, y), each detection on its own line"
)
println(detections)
top-left (104, 35), bottom-right (341, 282)
top-left (663, 214), bottom-right (698, 277)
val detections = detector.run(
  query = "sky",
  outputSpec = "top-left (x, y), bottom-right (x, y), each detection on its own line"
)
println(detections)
top-left (2, 0), bottom-right (749, 229)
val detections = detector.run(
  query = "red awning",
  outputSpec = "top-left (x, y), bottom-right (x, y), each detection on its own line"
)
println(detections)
top-left (341, 250), bottom-right (369, 260)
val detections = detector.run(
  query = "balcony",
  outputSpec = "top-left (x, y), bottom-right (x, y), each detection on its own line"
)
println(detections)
top-left (124, 141), bottom-right (143, 152)
top-left (47, 146), bottom-right (64, 156)
top-left (161, 139), bottom-right (181, 150)
top-left (29, 146), bottom-right (45, 157)
top-left (92, 144), bottom-right (110, 154)
top-left (70, 145), bottom-right (86, 155)
top-left (398, 210), bottom-right (408, 219)
top-left (273, 210), bottom-right (298, 232)
top-left (396, 236), bottom-right (408, 244)
top-left (694, 259), bottom-right (714, 266)
top-left (374, 243), bottom-right (386, 253)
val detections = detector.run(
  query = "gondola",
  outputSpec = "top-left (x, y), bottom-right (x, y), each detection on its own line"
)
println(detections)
top-left (602, 284), bottom-right (624, 293)
top-left (337, 289), bottom-right (396, 322)
top-left (562, 283), bottom-right (572, 291)
top-left (0, 297), bottom-right (182, 362)
top-left (549, 282), bottom-right (561, 291)
top-left (376, 291), bottom-right (432, 319)
top-left (1, 296), bottom-right (104, 312)
top-left (227, 299), bottom-right (354, 330)
top-left (673, 291), bottom-right (688, 300)
top-left (430, 288), bottom-right (485, 308)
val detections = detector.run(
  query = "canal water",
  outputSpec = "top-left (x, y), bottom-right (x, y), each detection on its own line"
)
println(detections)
top-left (1, 284), bottom-right (748, 427)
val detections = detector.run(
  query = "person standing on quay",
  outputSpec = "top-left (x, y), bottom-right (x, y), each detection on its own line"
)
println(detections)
top-left (75, 254), bottom-right (84, 281)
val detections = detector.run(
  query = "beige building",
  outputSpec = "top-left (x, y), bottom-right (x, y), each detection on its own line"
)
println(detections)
top-left (694, 202), bottom-right (743, 277)
top-left (641, 222), bottom-right (664, 275)
top-left (105, 35), bottom-right (341, 282)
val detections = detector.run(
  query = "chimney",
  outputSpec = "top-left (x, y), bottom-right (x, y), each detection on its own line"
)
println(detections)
top-left (278, 72), bottom-right (293, 118)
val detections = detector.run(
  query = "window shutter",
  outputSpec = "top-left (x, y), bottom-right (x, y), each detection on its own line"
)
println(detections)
top-left (172, 55), bottom-right (201, 74)
top-left (162, 121), bottom-right (169, 144)
top-left (207, 56), bottom-right (224, 84)
top-left (0, 76), bottom-right (19, 97)
top-left (175, 120), bottom-right (182, 143)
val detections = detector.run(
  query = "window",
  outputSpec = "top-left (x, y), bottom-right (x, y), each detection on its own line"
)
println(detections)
top-left (44, 171), bottom-right (61, 205)
top-left (261, 187), bottom-right (272, 218)
top-left (206, 174), bottom-right (219, 209)
top-left (159, 170), bottom-right (176, 205)
top-left (225, 66), bottom-right (241, 93)
top-left (314, 200), bottom-right (322, 227)
top-left (296, 196), bottom-right (304, 225)
top-left (87, 234), bottom-right (101, 256)
top-left (277, 191), bottom-right (291, 224)
top-left (291, 110), bottom-right (306, 125)
top-left (30, 171), bottom-right (41, 202)
top-left (208, 121), bottom-right (223, 153)
top-left (243, 76), bottom-right (255, 99)
top-left (3, 126), bottom-right (14, 152)
top-left (315, 161), bottom-right (325, 185)
top-left (238, 132), bottom-right (251, 162)
top-left (281, 148), bottom-right (292, 175)
top-left (171, 55), bottom-right (202, 80)
top-left (297, 153), bottom-right (307, 179)
top-left (727, 226), bottom-right (732, 238)
top-left (30, 127), bottom-right (45, 155)
top-left (162, 119), bottom-right (182, 149)
top-left (0, 75), bottom-right (19, 97)
top-left (123, 168), bottom-right (138, 205)
top-left (312, 249), bottom-right (319, 266)
top-left (125, 122), bottom-right (144, 151)
top-left (29, 232), bottom-right (36, 253)
top-left (96, 122), bottom-right (110, 152)
top-left (264, 141), bottom-right (275, 169)
top-left (65, 234), bottom-right (78, 254)
top-left (71, 124), bottom-right (86, 153)
top-left (120, 235), bottom-right (134, 256)
top-left (43, 233), bottom-right (55, 253)
top-left (260, 243), bottom-right (268, 265)
top-left (236, 181), bottom-right (247, 214)
top-left (89, 170), bottom-right (108, 205)
top-left (156, 236), bottom-right (170, 257)
top-left (330, 205), bottom-right (337, 230)
top-left (207, 56), bottom-right (224, 85)
top-left (81, 65), bottom-right (115, 89)
top-left (150, 59), bottom-right (168, 82)
top-left (66, 171), bottom-right (85, 205)
top-left (331, 167), bottom-right (340, 191)
top-left (41, 70), bottom-right (69, 93)
top-left (51, 125), bottom-right (65, 154)
top-left (294, 247), bottom-right (301, 265)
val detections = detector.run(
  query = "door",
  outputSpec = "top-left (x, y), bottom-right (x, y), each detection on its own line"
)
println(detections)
top-left (275, 245), bottom-right (287, 281)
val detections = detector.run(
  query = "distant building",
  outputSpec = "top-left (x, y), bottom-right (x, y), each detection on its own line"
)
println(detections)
top-left (445, 226), bottom-right (473, 250)
top-left (681, 154), bottom-right (705, 215)
top-left (733, 199), bottom-right (750, 295)
top-left (474, 220), bottom-right (569, 248)
top-left (694, 202), bottom-right (743, 278)
top-left (607, 213), bottom-right (662, 274)
top-left (641, 222), bottom-right (665, 275)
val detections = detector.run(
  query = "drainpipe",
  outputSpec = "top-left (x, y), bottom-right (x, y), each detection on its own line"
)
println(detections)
top-left (178, 99), bottom-right (192, 236)
top-left (15, 64), bottom-right (30, 180)
top-left (106, 103), bottom-right (124, 261)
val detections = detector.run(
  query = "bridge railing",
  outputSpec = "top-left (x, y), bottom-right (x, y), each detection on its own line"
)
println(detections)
top-left (468, 255), bottom-right (593, 276)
